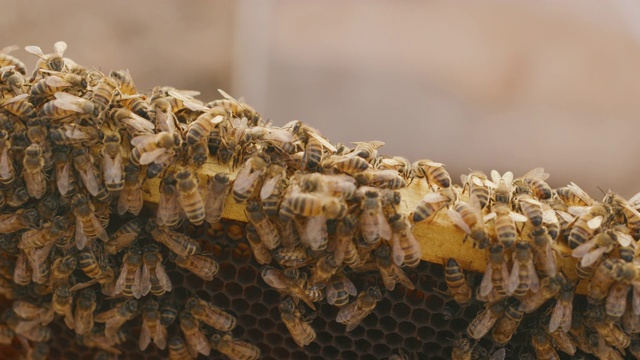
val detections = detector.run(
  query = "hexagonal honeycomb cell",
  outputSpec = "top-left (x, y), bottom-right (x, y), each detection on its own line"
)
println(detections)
top-left (4, 213), bottom-right (599, 359)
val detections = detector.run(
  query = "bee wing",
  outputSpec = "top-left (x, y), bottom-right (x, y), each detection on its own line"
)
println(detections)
top-left (154, 320), bottom-right (167, 350)
top-left (75, 217), bottom-right (87, 250)
top-left (138, 148), bottom-right (166, 166)
top-left (117, 193), bottom-right (130, 216)
top-left (24, 45), bottom-right (45, 58)
top-left (420, 192), bottom-right (447, 203)
top-left (2, 93), bottom-right (29, 106)
top-left (306, 130), bottom-right (337, 153)
top-left (103, 154), bottom-right (123, 185)
top-left (571, 238), bottom-right (598, 258)
top-left (79, 168), bottom-right (100, 196)
top-left (522, 167), bottom-right (547, 180)
top-left (502, 171), bottom-right (513, 185)
top-left (555, 210), bottom-right (575, 223)
top-left (155, 264), bottom-right (173, 292)
top-left (489, 349), bottom-right (506, 360)
top-left (132, 265), bottom-right (143, 299)
top-left (377, 212), bottom-right (392, 241)
top-left (54, 41), bottom-right (67, 56)
top-left (483, 212), bottom-right (497, 222)
top-left (549, 301), bottom-right (568, 332)
top-left (391, 233), bottom-right (405, 266)
top-left (393, 265), bottom-right (415, 290)
top-left (587, 215), bottom-right (603, 230)
top-left (114, 265), bottom-right (129, 295)
top-left (509, 211), bottom-right (529, 223)
top-left (260, 174), bottom-right (282, 200)
top-left (379, 268), bottom-right (395, 291)
top-left (53, 92), bottom-right (85, 112)
top-left (468, 194), bottom-right (483, 214)
top-left (568, 182), bottom-right (593, 205)
top-left (130, 134), bottom-right (156, 147)
top-left (479, 265), bottom-right (494, 297)
top-left (580, 246), bottom-right (607, 267)
top-left (139, 318), bottom-right (151, 351)
top-left (121, 113), bottom-right (155, 133)
top-left (616, 232), bottom-right (634, 247)
top-left (92, 216), bottom-right (109, 241)
top-left (447, 208), bottom-right (471, 235)
top-left (45, 75), bottom-right (71, 87)
top-left (343, 277), bottom-right (357, 296)
top-left (233, 167), bottom-right (262, 194)
top-left (140, 264), bottom-right (152, 296)
top-left (326, 283), bottom-right (338, 305)
top-left (628, 191), bottom-right (640, 208)
top-left (508, 263), bottom-right (520, 295)
top-left (568, 206), bottom-right (589, 217)
top-left (542, 209), bottom-right (558, 224)
top-left (261, 268), bottom-right (288, 290)
top-left (252, 127), bottom-right (294, 142)
top-left (304, 216), bottom-right (327, 251)
top-left (527, 261), bottom-right (539, 292)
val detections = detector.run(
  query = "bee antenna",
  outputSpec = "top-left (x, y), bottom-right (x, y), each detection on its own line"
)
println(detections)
top-left (596, 186), bottom-right (606, 196)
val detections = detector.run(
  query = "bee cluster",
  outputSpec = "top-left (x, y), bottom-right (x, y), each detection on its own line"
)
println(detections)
top-left (0, 40), bottom-right (637, 360)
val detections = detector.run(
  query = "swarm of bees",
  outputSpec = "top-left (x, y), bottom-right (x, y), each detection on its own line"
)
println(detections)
top-left (0, 40), bottom-right (639, 359)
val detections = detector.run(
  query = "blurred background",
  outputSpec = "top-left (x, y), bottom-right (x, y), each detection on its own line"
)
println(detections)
top-left (1, 0), bottom-right (640, 196)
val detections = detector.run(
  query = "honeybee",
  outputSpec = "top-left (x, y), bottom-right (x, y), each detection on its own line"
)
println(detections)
top-left (545, 327), bottom-right (576, 356)
top-left (467, 301), bottom-right (506, 340)
top-left (260, 166), bottom-right (286, 217)
top-left (479, 243), bottom-right (510, 297)
top-left (110, 69), bottom-right (137, 95)
top-left (91, 74), bottom-right (118, 110)
top-left (300, 173), bottom-right (357, 199)
top-left (179, 312), bottom-right (211, 357)
top-left (567, 203), bottom-right (609, 249)
top-left (354, 169), bottom-right (407, 189)
top-left (556, 182), bottom-right (594, 207)
top-left (20, 216), bottom-right (68, 249)
top-left (168, 336), bottom-right (191, 360)
top-left (49, 254), bottom-right (76, 288)
top-left (516, 168), bottom-right (551, 200)
top-left (0, 45), bottom-right (26, 75)
top-left (1, 93), bottom-right (36, 120)
top-left (101, 133), bottom-right (124, 192)
top-left (484, 204), bottom-right (527, 249)
top-left (30, 74), bottom-right (83, 99)
top-left (280, 192), bottom-right (347, 221)
top-left (12, 301), bottom-right (53, 328)
top-left (571, 230), bottom-right (621, 268)
top-left (461, 171), bottom-right (491, 209)
top-left (210, 333), bottom-right (260, 360)
top-left (333, 214), bottom-right (364, 268)
top-left (74, 288), bottom-right (97, 335)
top-left (78, 328), bottom-right (126, 356)
top-left (279, 296), bottom-right (316, 347)
top-left (109, 108), bottom-right (155, 135)
top-left (508, 240), bottom-right (539, 296)
top-left (95, 299), bottom-right (138, 342)
top-left (118, 94), bottom-right (150, 119)
top-left (308, 254), bottom-right (339, 288)
top-left (588, 307), bottom-right (631, 351)
top-left (373, 156), bottom-right (413, 180)
top-left (139, 298), bottom-right (167, 351)
top-left (301, 133), bottom-right (326, 171)
top-left (0, 65), bottom-right (26, 95)
top-left (170, 253), bottom-right (218, 281)
top-left (52, 284), bottom-right (75, 330)
top-left (0, 208), bottom-right (40, 234)
top-left (173, 169), bottom-right (205, 225)
top-left (549, 277), bottom-right (574, 332)
top-left (514, 194), bottom-right (543, 226)
top-left (245, 224), bottom-right (273, 265)
top-left (605, 192), bottom-right (640, 231)
top-left (359, 189), bottom-right (392, 245)
top-left (451, 337), bottom-right (474, 360)
top-left (336, 286), bottom-right (382, 331)
top-left (528, 226), bottom-right (557, 277)
top-left (156, 173), bottom-right (180, 227)
top-left (411, 189), bottom-right (455, 224)
top-left (72, 148), bottom-right (106, 199)
top-left (346, 140), bottom-right (384, 162)
top-left (117, 163), bottom-right (143, 215)
top-left (326, 273), bottom-right (357, 307)
top-left (606, 262), bottom-right (635, 319)
top-left (70, 249), bottom-right (116, 295)
top-left (140, 243), bottom-right (172, 297)
top-left (130, 132), bottom-right (181, 165)
top-left (488, 170), bottom-right (513, 204)
top-left (186, 112), bottom-right (224, 146)
top-left (185, 296), bottom-right (236, 332)
top-left (232, 155), bottom-right (267, 202)
top-left (105, 218), bottom-right (143, 254)
top-left (521, 274), bottom-right (562, 314)
top-left (412, 159), bottom-right (451, 189)
top-left (444, 258), bottom-right (472, 306)
top-left (587, 259), bottom-right (617, 304)
top-left (530, 329), bottom-right (559, 360)
top-left (389, 213), bottom-right (421, 268)
top-left (114, 247), bottom-right (143, 299)
top-left (491, 300), bottom-right (524, 345)
top-left (447, 195), bottom-right (489, 249)
top-left (39, 92), bottom-right (99, 121)
top-left (375, 244), bottom-right (415, 291)
top-left (149, 221), bottom-right (200, 256)
top-left (0, 130), bottom-right (14, 184)
top-left (72, 194), bottom-right (108, 249)
top-left (245, 199), bottom-right (280, 250)
top-left (321, 154), bottom-right (370, 175)
top-left (24, 41), bottom-right (67, 81)
top-left (261, 266), bottom-right (318, 310)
